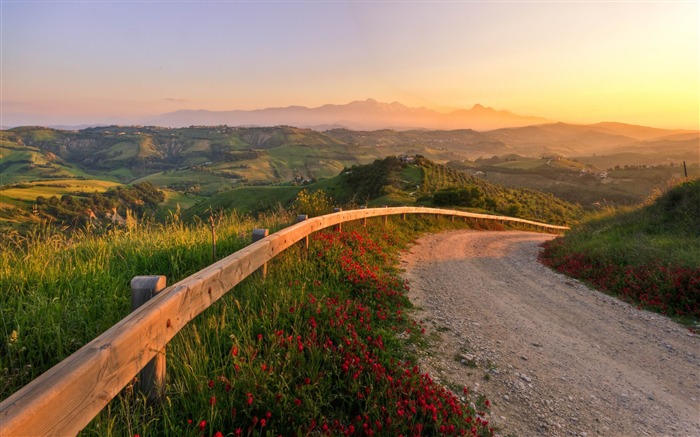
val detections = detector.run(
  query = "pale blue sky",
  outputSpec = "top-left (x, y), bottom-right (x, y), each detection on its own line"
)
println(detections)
top-left (2, 1), bottom-right (698, 128)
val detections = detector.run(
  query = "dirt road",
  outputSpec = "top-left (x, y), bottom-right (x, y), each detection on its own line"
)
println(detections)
top-left (401, 230), bottom-right (699, 437)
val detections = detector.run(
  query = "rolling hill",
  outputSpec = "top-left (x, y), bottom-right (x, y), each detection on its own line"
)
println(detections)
top-left (3, 122), bottom-right (695, 189)
top-left (186, 157), bottom-right (582, 225)
top-left (1, 121), bottom-right (696, 229)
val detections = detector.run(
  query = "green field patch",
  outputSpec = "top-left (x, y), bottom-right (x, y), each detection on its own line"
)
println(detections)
top-left (159, 189), bottom-right (206, 212)
top-left (106, 141), bottom-right (138, 161)
top-left (184, 185), bottom-right (303, 218)
top-left (0, 193), bottom-right (27, 208)
top-left (216, 158), bottom-right (277, 182)
top-left (368, 192), bottom-right (417, 206)
top-left (27, 128), bottom-right (59, 142)
top-left (133, 169), bottom-right (239, 196)
top-left (400, 164), bottom-right (424, 185)
top-left (0, 179), bottom-right (121, 202)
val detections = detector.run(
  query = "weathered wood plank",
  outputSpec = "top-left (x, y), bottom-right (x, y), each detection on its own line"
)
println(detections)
top-left (0, 207), bottom-right (567, 436)
top-left (130, 275), bottom-right (167, 403)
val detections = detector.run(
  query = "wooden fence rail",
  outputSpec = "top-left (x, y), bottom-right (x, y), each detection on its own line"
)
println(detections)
top-left (0, 207), bottom-right (568, 436)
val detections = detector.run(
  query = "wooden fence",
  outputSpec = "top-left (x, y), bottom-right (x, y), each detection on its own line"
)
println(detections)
top-left (0, 207), bottom-right (568, 436)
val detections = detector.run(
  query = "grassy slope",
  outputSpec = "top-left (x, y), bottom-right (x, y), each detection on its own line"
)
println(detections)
top-left (185, 160), bottom-right (581, 228)
top-left (185, 185), bottom-right (303, 218)
top-left (549, 179), bottom-right (699, 267)
top-left (1, 213), bottom-right (498, 436)
top-left (479, 162), bottom-right (695, 208)
top-left (540, 179), bottom-right (700, 321)
top-left (187, 158), bottom-right (582, 226)
top-left (4, 126), bottom-right (696, 218)
top-left (0, 179), bottom-right (121, 202)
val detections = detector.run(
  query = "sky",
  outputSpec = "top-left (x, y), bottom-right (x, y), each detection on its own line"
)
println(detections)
top-left (2, 1), bottom-right (698, 129)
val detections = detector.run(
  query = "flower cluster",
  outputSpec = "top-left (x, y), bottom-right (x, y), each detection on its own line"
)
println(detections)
top-left (540, 238), bottom-right (700, 319)
top-left (184, 224), bottom-right (493, 436)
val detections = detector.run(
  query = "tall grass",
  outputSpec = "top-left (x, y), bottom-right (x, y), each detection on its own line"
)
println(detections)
top-left (540, 179), bottom-right (700, 321)
top-left (2, 212), bottom-right (502, 436)
top-left (1, 209), bottom-right (294, 398)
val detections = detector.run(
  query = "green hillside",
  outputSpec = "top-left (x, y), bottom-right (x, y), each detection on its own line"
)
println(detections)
top-left (3, 125), bottom-right (692, 231)
top-left (185, 185), bottom-right (303, 218)
top-left (3, 126), bottom-right (459, 194)
top-left (540, 178), bottom-right (700, 321)
top-left (188, 157), bottom-right (582, 225)
top-left (0, 132), bottom-right (90, 182)
top-left (465, 155), bottom-right (696, 207)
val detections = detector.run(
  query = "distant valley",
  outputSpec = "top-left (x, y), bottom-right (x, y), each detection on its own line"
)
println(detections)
top-left (1, 118), bottom-right (697, 231)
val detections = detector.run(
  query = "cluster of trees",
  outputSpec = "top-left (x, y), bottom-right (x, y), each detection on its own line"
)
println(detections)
top-left (338, 156), bottom-right (580, 224)
top-left (432, 187), bottom-right (493, 209)
top-left (34, 182), bottom-right (165, 227)
top-left (422, 160), bottom-right (581, 224)
top-left (343, 156), bottom-right (406, 201)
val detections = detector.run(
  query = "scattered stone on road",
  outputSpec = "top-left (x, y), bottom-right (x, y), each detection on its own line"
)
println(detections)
top-left (401, 230), bottom-right (700, 437)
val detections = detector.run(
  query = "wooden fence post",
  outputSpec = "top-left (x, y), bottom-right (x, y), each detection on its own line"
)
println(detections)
top-left (382, 205), bottom-right (388, 225)
top-left (252, 228), bottom-right (270, 278)
top-left (359, 206), bottom-right (367, 226)
top-left (333, 208), bottom-right (343, 232)
top-left (130, 275), bottom-right (167, 404)
top-left (297, 214), bottom-right (309, 249)
top-left (209, 215), bottom-right (217, 261)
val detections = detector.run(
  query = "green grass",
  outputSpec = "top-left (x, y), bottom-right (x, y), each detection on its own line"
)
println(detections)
top-left (160, 189), bottom-right (207, 212)
top-left (400, 165), bottom-right (423, 186)
top-left (0, 179), bottom-right (122, 202)
top-left (267, 144), bottom-right (362, 181)
top-left (369, 192), bottom-right (417, 207)
top-left (187, 157), bottom-right (582, 226)
top-left (1, 212), bottom-right (500, 436)
top-left (184, 186), bottom-right (303, 218)
top-left (0, 144), bottom-right (89, 183)
top-left (27, 128), bottom-right (59, 142)
top-left (540, 179), bottom-right (700, 321)
top-left (105, 141), bottom-right (138, 161)
top-left (1, 210), bottom-right (294, 399)
top-left (132, 169), bottom-right (236, 195)
top-left (553, 179), bottom-right (700, 268)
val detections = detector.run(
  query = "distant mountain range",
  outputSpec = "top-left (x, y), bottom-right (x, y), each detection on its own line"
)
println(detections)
top-left (144, 99), bottom-right (549, 131)
top-left (7, 99), bottom-right (698, 133)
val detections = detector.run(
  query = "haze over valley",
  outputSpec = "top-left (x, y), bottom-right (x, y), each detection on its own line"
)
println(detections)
top-left (2, 104), bottom-right (697, 231)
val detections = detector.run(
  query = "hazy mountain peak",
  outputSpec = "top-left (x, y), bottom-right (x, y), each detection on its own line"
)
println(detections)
top-left (144, 99), bottom-right (553, 131)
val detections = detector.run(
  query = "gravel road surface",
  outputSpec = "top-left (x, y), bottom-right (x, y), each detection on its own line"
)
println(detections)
top-left (401, 230), bottom-right (699, 437)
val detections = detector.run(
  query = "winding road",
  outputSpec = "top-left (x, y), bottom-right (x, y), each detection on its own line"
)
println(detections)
top-left (401, 230), bottom-right (699, 437)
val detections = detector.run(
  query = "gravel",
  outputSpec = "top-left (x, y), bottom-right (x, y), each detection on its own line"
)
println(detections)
top-left (401, 230), bottom-right (700, 437)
